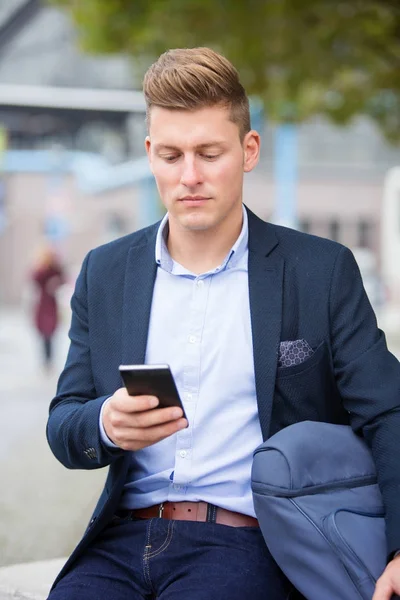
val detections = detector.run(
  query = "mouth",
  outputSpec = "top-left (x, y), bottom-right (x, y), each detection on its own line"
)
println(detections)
top-left (179, 196), bottom-right (211, 206)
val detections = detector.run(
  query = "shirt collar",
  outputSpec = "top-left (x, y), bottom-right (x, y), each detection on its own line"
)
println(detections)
top-left (155, 205), bottom-right (248, 275)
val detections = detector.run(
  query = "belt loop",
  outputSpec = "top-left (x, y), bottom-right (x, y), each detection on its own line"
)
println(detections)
top-left (158, 502), bottom-right (164, 518)
top-left (206, 503), bottom-right (217, 523)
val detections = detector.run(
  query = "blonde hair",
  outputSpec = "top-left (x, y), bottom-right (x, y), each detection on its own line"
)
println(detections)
top-left (143, 47), bottom-right (251, 141)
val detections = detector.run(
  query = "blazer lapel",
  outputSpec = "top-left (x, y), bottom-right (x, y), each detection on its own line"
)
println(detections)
top-left (121, 230), bottom-right (158, 365)
top-left (247, 208), bottom-right (284, 441)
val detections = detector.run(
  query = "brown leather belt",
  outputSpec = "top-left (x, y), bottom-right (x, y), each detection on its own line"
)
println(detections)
top-left (118, 501), bottom-right (259, 527)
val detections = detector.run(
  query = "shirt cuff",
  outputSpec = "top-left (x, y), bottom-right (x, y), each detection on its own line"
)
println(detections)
top-left (394, 551), bottom-right (400, 559)
top-left (99, 396), bottom-right (119, 448)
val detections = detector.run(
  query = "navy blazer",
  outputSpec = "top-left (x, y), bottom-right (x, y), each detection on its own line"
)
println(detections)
top-left (47, 206), bottom-right (400, 586)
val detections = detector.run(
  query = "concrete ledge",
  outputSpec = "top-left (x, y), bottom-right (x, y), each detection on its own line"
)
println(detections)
top-left (0, 558), bottom-right (66, 600)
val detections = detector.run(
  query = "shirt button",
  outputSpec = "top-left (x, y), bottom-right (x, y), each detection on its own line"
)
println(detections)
top-left (189, 335), bottom-right (196, 344)
top-left (186, 393), bottom-right (193, 400)
top-left (196, 280), bottom-right (204, 288)
top-left (179, 450), bottom-right (187, 458)
top-left (174, 484), bottom-right (181, 490)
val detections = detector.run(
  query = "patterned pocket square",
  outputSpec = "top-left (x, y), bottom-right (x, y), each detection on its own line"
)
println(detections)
top-left (278, 339), bottom-right (314, 368)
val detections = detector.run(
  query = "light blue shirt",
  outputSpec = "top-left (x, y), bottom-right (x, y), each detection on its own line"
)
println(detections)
top-left (101, 206), bottom-right (263, 517)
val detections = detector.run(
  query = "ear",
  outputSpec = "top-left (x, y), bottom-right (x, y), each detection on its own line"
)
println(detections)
top-left (243, 130), bottom-right (261, 173)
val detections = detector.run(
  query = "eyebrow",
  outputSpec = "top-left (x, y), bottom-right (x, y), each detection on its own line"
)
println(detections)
top-left (154, 141), bottom-right (226, 152)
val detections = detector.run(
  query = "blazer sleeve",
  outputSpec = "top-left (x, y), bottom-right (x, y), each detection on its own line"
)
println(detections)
top-left (46, 251), bottom-right (125, 470)
top-left (329, 246), bottom-right (400, 557)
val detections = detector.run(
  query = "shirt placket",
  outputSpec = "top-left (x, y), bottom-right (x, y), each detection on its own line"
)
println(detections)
top-left (170, 275), bottom-right (209, 493)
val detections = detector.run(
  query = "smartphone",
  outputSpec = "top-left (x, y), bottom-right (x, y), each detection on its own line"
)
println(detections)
top-left (118, 364), bottom-right (187, 421)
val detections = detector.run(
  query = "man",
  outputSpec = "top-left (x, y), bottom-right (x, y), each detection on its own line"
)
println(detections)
top-left (46, 47), bottom-right (400, 599)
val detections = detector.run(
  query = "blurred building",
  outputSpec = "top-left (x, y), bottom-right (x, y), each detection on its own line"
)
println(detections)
top-left (0, 0), bottom-right (147, 159)
top-left (0, 0), bottom-right (400, 306)
top-left (255, 116), bottom-right (400, 275)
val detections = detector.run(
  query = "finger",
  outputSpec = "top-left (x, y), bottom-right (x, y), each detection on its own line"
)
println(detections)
top-left (114, 418), bottom-right (188, 449)
top-left (113, 391), bottom-right (159, 413)
top-left (131, 406), bottom-right (183, 428)
top-left (136, 418), bottom-right (188, 442)
top-left (372, 578), bottom-right (393, 600)
top-left (108, 406), bottom-right (183, 430)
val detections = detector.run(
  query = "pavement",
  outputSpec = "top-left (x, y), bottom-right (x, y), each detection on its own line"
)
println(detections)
top-left (0, 307), bottom-right (105, 598)
top-left (0, 558), bottom-right (66, 600)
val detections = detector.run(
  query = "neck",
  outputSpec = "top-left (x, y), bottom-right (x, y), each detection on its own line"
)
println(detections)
top-left (167, 207), bottom-right (243, 275)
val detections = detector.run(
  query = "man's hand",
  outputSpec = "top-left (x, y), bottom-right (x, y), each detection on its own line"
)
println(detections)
top-left (102, 387), bottom-right (188, 451)
top-left (373, 554), bottom-right (400, 600)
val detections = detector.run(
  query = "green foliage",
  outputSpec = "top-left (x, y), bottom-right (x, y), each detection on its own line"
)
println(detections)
top-left (49, 0), bottom-right (400, 141)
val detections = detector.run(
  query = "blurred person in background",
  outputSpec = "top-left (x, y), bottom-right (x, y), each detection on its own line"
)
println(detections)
top-left (46, 47), bottom-right (400, 600)
top-left (31, 245), bottom-right (65, 372)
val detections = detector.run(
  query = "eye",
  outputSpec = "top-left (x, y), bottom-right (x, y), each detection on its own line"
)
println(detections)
top-left (201, 154), bottom-right (220, 160)
top-left (162, 155), bottom-right (179, 162)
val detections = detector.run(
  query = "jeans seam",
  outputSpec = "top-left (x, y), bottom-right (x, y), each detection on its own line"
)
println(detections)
top-left (147, 519), bottom-right (175, 558)
top-left (142, 518), bottom-right (154, 590)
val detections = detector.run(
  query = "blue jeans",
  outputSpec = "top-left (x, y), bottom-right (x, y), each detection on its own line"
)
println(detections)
top-left (48, 514), bottom-right (296, 599)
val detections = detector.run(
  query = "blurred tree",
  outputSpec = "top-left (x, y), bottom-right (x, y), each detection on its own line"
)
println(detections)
top-left (49, 0), bottom-right (400, 141)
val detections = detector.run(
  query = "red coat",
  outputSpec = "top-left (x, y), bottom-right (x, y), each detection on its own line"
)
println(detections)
top-left (32, 263), bottom-right (64, 337)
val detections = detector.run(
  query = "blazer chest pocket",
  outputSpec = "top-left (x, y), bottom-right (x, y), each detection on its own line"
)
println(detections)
top-left (271, 341), bottom-right (345, 434)
top-left (277, 340), bottom-right (326, 378)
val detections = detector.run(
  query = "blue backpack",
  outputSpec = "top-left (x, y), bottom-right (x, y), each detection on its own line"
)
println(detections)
top-left (251, 421), bottom-right (387, 600)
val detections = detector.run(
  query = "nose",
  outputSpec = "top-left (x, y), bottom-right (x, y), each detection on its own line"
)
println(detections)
top-left (180, 156), bottom-right (202, 187)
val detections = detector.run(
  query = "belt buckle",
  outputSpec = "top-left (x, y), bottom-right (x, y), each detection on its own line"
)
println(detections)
top-left (158, 502), bottom-right (164, 518)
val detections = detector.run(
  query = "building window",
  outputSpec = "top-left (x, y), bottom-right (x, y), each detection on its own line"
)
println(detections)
top-left (358, 220), bottom-right (372, 249)
top-left (328, 219), bottom-right (340, 242)
top-left (298, 219), bottom-right (311, 234)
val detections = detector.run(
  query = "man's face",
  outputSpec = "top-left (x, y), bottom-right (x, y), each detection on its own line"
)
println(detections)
top-left (145, 105), bottom-right (260, 233)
